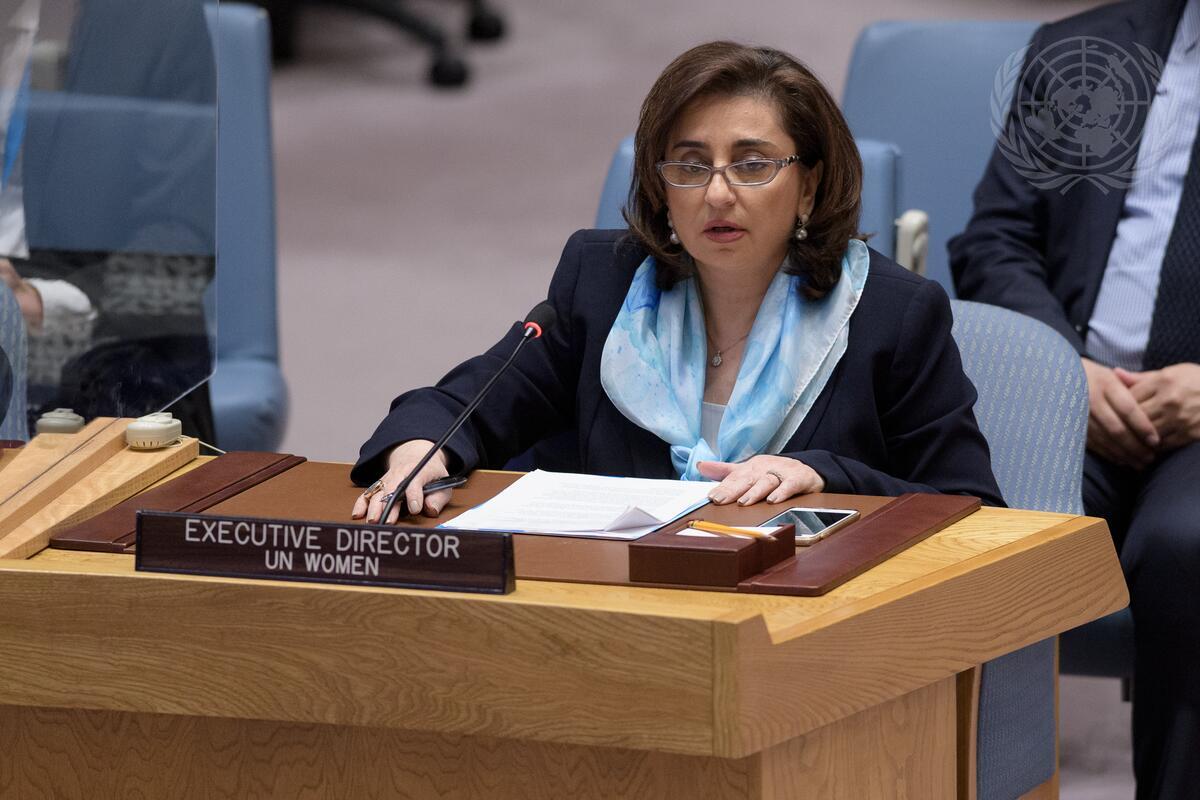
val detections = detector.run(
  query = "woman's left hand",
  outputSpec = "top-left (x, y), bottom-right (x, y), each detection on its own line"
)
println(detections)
top-left (698, 455), bottom-right (825, 506)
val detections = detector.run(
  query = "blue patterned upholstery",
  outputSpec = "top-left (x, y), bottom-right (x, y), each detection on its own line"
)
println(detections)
top-left (952, 301), bottom-right (1088, 514)
top-left (0, 283), bottom-right (28, 441)
top-left (952, 300), bottom-right (1088, 799)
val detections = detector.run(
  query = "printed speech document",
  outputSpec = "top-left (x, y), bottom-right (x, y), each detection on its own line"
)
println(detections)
top-left (439, 470), bottom-right (714, 540)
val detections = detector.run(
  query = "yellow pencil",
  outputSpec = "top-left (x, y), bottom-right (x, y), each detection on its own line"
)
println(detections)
top-left (686, 520), bottom-right (769, 539)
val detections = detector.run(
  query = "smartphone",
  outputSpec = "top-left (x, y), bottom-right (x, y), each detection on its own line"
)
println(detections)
top-left (759, 507), bottom-right (859, 546)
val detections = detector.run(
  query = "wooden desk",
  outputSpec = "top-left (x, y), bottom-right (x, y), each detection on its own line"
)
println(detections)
top-left (0, 470), bottom-right (1126, 798)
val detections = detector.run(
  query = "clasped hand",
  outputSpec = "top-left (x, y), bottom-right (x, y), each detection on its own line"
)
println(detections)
top-left (698, 454), bottom-right (824, 506)
top-left (350, 439), bottom-right (452, 524)
top-left (1083, 358), bottom-right (1200, 468)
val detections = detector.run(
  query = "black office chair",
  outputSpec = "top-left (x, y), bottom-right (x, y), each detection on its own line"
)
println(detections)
top-left (256, 0), bottom-right (504, 88)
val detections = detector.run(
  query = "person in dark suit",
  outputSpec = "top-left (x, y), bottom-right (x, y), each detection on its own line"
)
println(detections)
top-left (950, 0), bottom-right (1199, 795)
top-left (353, 41), bottom-right (1002, 522)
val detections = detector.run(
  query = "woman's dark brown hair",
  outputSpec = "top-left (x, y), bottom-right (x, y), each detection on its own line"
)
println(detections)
top-left (626, 41), bottom-right (863, 298)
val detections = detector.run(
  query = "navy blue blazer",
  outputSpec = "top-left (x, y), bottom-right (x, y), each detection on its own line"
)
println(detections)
top-left (949, 0), bottom-right (1189, 352)
top-left (355, 229), bottom-right (1002, 504)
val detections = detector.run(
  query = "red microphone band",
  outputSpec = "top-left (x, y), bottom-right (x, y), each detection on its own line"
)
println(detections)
top-left (524, 321), bottom-right (544, 339)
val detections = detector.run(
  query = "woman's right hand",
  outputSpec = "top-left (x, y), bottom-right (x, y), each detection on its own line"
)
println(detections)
top-left (351, 440), bottom-right (453, 524)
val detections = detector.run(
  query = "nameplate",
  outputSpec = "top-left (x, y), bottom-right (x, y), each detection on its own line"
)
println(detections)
top-left (135, 511), bottom-right (514, 594)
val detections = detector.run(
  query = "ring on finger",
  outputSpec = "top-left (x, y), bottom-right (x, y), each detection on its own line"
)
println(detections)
top-left (360, 479), bottom-right (385, 501)
top-left (764, 469), bottom-right (785, 485)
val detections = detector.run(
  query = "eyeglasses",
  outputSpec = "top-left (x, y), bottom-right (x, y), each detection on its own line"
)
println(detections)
top-left (656, 156), bottom-right (801, 188)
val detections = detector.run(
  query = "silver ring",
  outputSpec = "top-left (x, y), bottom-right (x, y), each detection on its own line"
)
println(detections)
top-left (765, 470), bottom-right (785, 485)
top-left (380, 491), bottom-right (396, 505)
top-left (361, 479), bottom-right (385, 501)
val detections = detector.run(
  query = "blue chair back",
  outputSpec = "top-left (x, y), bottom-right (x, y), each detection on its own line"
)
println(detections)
top-left (855, 139), bottom-right (900, 257)
top-left (843, 21), bottom-right (1039, 292)
top-left (19, 2), bottom-right (283, 448)
top-left (23, 0), bottom-right (216, 256)
top-left (204, 3), bottom-right (288, 450)
top-left (0, 284), bottom-right (27, 441)
top-left (205, 3), bottom-right (278, 371)
top-left (952, 300), bottom-right (1087, 514)
top-left (594, 136), bottom-right (634, 230)
top-left (594, 135), bottom-right (902, 259)
top-left (23, 93), bottom-right (215, 255)
top-left (951, 300), bottom-right (1085, 799)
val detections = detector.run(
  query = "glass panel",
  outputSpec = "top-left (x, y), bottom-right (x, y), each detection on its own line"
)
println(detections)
top-left (0, 0), bottom-right (216, 439)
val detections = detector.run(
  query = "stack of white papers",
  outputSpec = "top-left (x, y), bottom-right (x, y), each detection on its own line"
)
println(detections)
top-left (439, 470), bottom-right (715, 540)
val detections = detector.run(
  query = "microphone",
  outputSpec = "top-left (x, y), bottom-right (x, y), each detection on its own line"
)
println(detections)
top-left (522, 301), bottom-right (556, 341)
top-left (377, 302), bottom-right (558, 524)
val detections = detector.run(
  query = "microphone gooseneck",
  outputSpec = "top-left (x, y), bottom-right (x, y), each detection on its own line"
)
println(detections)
top-left (376, 302), bottom-right (558, 524)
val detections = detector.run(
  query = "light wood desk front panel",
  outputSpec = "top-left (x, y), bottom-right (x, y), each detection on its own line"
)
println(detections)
top-left (0, 505), bottom-right (1125, 764)
top-left (0, 677), bottom-right (954, 800)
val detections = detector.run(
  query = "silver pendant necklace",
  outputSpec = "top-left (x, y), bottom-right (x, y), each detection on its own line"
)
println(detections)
top-left (706, 329), bottom-right (751, 368)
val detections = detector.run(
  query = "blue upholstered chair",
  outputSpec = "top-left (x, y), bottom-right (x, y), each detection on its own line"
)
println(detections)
top-left (843, 19), bottom-right (1135, 688)
top-left (22, 2), bottom-right (218, 432)
top-left (21, 3), bottom-right (286, 450)
top-left (23, 93), bottom-right (215, 256)
top-left (842, 20), bottom-right (1040, 292)
top-left (950, 300), bottom-right (1128, 798)
top-left (595, 134), bottom-right (910, 266)
top-left (205, 4), bottom-right (288, 451)
top-left (0, 283), bottom-right (28, 441)
top-left (593, 135), bottom-right (634, 231)
top-left (855, 139), bottom-right (901, 260)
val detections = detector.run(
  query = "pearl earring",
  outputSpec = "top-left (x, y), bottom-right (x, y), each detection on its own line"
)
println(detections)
top-left (668, 218), bottom-right (680, 245)
top-left (794, 215), bottom-right (809, 242)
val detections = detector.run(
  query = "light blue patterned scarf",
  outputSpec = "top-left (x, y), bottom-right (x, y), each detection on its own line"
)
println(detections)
top-left (600, 239), bottom-right (870, 480)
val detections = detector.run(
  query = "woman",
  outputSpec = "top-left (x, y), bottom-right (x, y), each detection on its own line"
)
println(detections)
top-left (352, 41), bottom-right (1002, 523)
